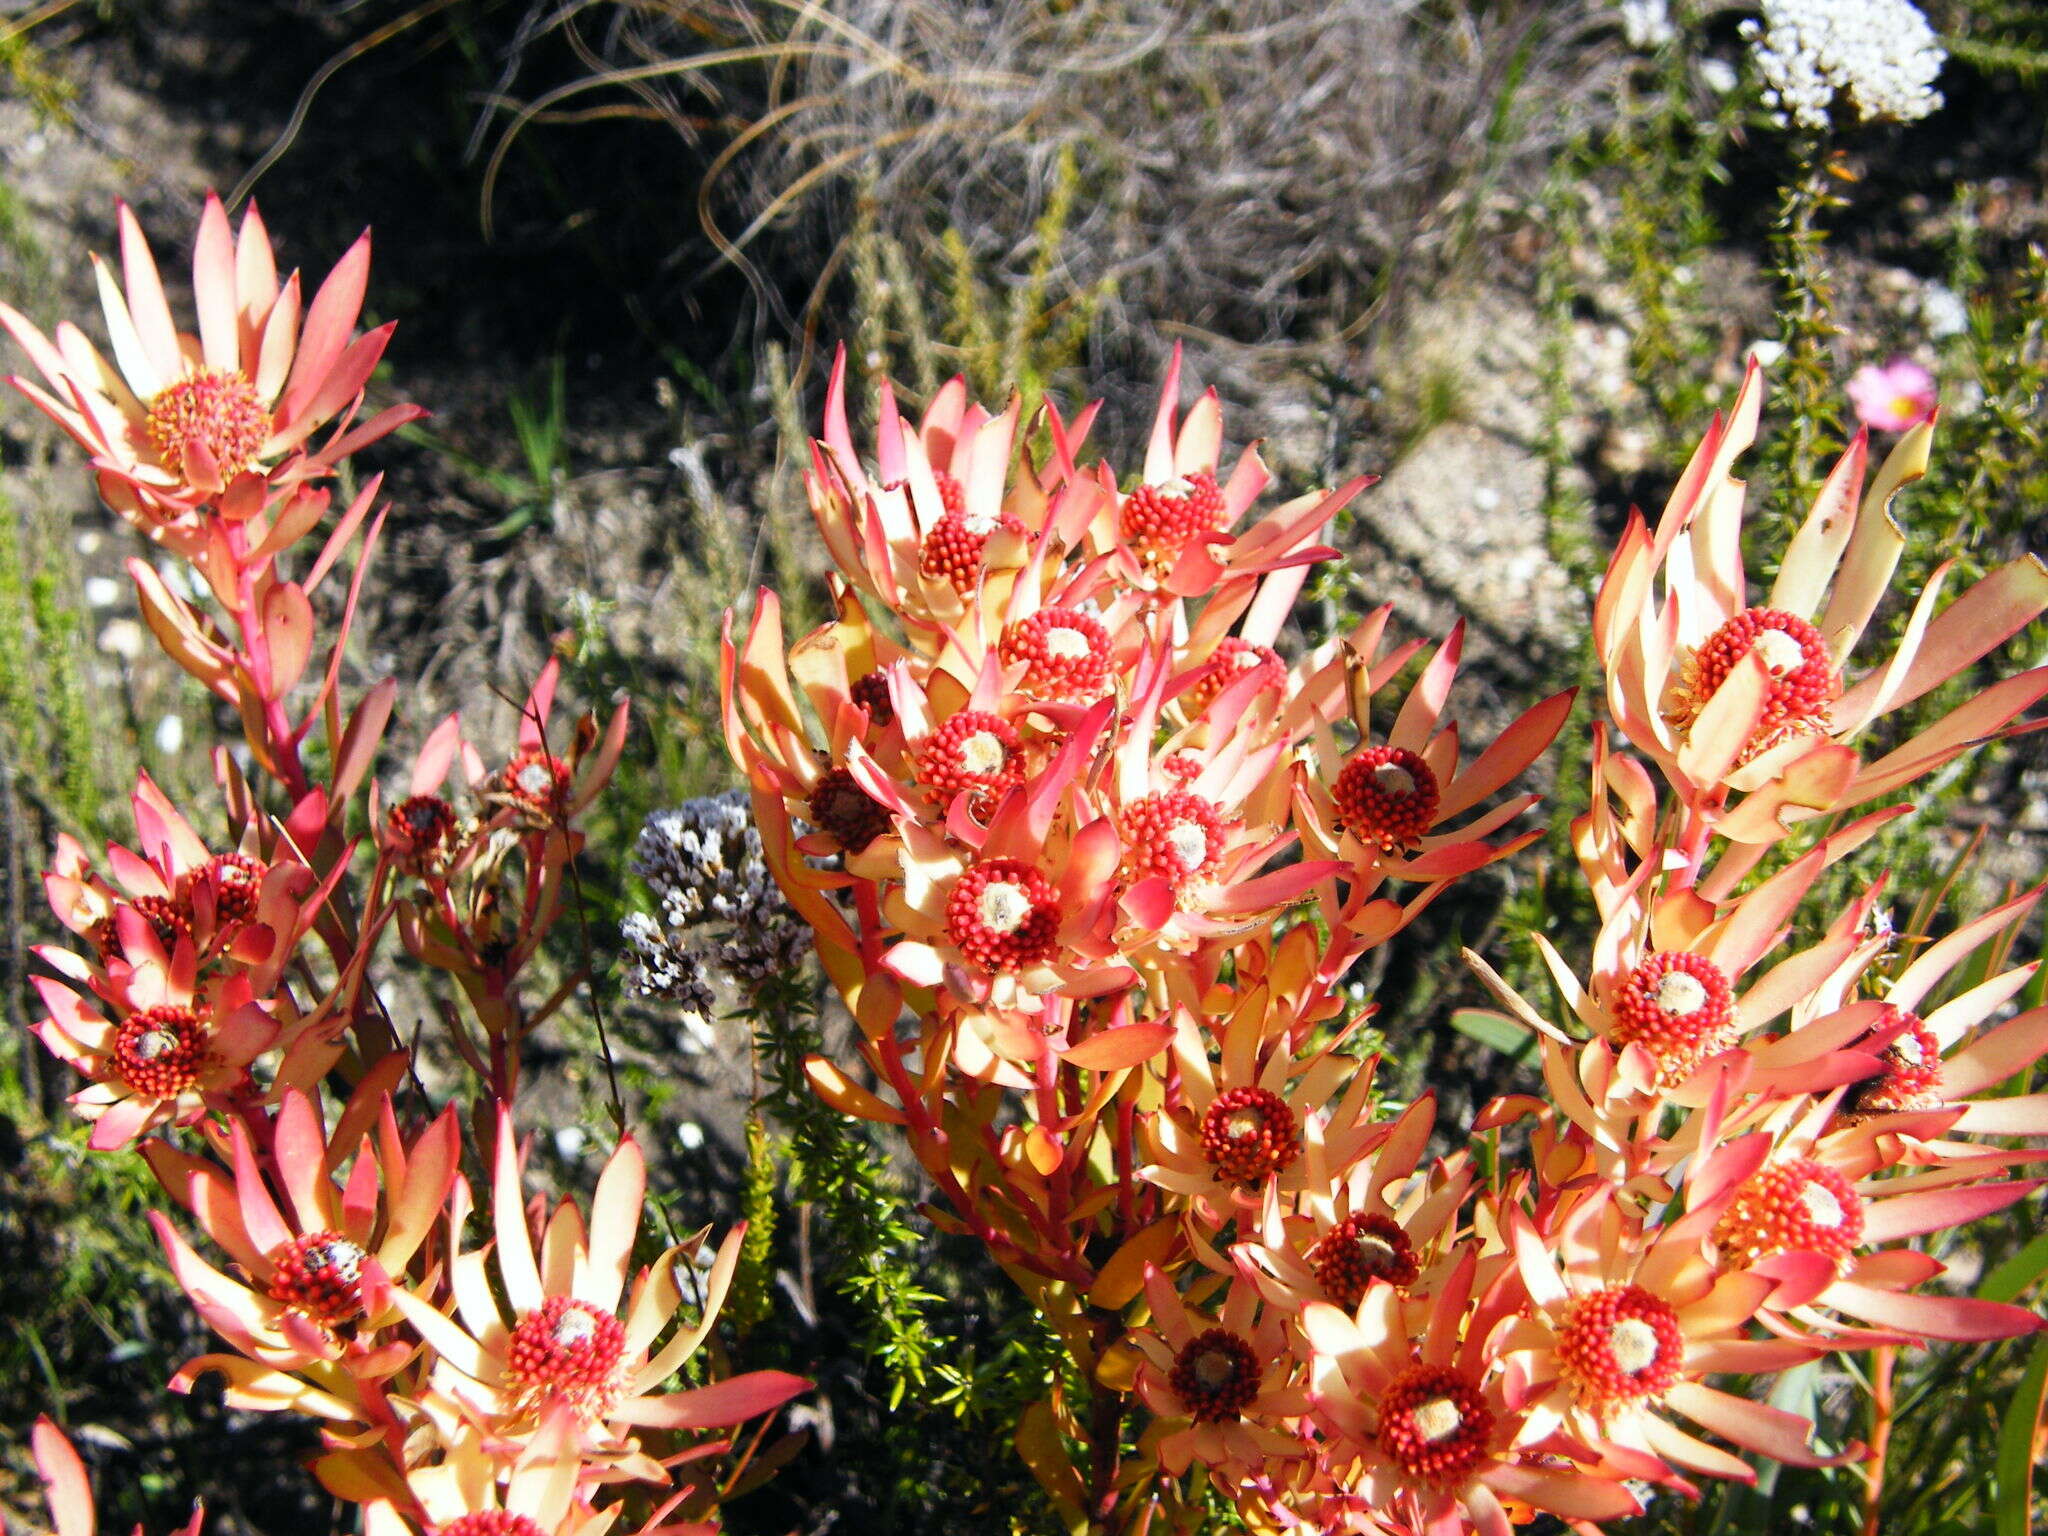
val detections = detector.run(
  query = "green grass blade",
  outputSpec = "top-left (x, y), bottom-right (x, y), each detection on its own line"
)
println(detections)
top-left (1994, 1335), bottom-right (2048, 1536)
top-left (1981, 1230), bottom-right (2048, 1306)
top-left (1449, 1008), bottom-right (1534, 1061)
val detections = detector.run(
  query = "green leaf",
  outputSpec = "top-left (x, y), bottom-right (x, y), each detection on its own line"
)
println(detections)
top-left (1995, 1335), bottom-right (2048, 1536)
top-left (1449, 1008), bottom-right (1534, 1060)
top-left (1981, 1230), bottom-right (2048, 1305)
top-left (1754, 1359), bottom-right (1821, 1500)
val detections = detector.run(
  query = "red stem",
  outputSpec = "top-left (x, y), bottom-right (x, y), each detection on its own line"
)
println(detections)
top-left (1863, 1345), bottom-right (1894, 1536)
top-left (222, 520), bottom-right (313, 804)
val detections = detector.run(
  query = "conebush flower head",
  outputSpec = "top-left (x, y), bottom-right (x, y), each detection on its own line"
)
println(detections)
top-left (0, 194), bottom-right (422, 540)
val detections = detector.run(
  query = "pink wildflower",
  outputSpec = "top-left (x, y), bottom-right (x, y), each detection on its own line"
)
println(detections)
top-left (1846, 358), bottom-right (1936, 432)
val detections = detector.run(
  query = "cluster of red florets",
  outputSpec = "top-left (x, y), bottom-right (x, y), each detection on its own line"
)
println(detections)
top-left (1168, 1328), bottom-right (1263, 1423)
top-left (1375, 1364), bottom-right (1494, 1486)
top-left (1199, 1086), bottom-right (1301, 1183)
top-left (437, 1515), bottom-right (546, 1536)
top-left (1713, 1157), bottom-right (1867, 1268)
top-left (1120, 790), bottom-right (1227, 887)
top-left (144, 367), bottom-right (272, 483)
top-left (945, 858), bottom-right (1061, 972)
top-left (505, 1297), bottom-right (628, 1415)
top-left (195, 852), bottom-right (267, 929)
top-left (1848, 1005), bottom-right (1947, 1115)
top-left (850, 670), bottom-right (896, 728)
top-left (499, 749), bottom-right (572, 819)
top-left (917, 711), bottom-right (1025, 807)
top-left (91, 855), bottom-right (271, 962)
top-left (1118, 474), bottom-right (1226, 568)
top-left (267, 1231), bottom-right (370, 1325)
top-left (1609, 950), bottom-right (1738, 1085)
top-left (918, 487), bottom-right (1027, 592)
top-left (1330, 746), bottom-right (1440, 852)
top-left (1181, 637), bottom-right (1284, 717)
top-left (1307, 1214), bottom-right (1420, 1310)
top-left (90, 893), bottom-right (191, 960)
top-left (1555, 1285), bottom-right (1685, 1409)
top-left (1670, 606), bottom-right (1838, 752)
top-left (930, 469), bottom-right (967, 516)
top-left (112, 1005), bottom-right (209, 1097)
top-left (809, 765), bottom-right (894, 852)
top-left (386, 794), bottom-right (458, 873)
top-left (999, 607), bottom-right (1114, 699)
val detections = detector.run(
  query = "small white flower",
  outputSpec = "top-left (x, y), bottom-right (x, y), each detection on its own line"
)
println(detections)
top-left (676, 1120), bottom-right (706, 1152)
top-left (74, 530), bottom-right (103, 556)
top-left (676, 1011), bottom-right (717, 1054)
top-left (554, 1125), bottom-right (588, 1158)
top-left (1699, 58), bottom-right (1740, 93)
top-left (83, 576), bottom-right (121, 608)
top-left (1747, 338), bottom-right (1788, 368)
top-left (1919, 281), bottom-right (1970, 339)
top-left (1741, 0), bottom-right (1945, 131)
top-left (98, 619), bottom-right (145, 659)
top-left (1619, 0), bottom-right (1676, 51)
top-left (153, 714), bottom-right (184, 756)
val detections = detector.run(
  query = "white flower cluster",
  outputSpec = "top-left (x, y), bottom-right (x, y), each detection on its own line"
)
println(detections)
top-left (621, 791), bottom-right (808, 1032)
top-left (1741, 0), bottom-right (1945, 130)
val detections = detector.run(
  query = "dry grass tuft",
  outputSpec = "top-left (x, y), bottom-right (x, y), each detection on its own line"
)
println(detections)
top-left (481, 1), bottom-right (1626, 409)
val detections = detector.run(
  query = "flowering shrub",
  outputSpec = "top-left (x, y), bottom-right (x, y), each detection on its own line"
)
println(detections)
top-left (6, 200), bottom-right (806, 1534)
top-left (7, 186), bottom-right (2048, 1536)
top-left (724, 350), bottom-right (2048, 1530)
